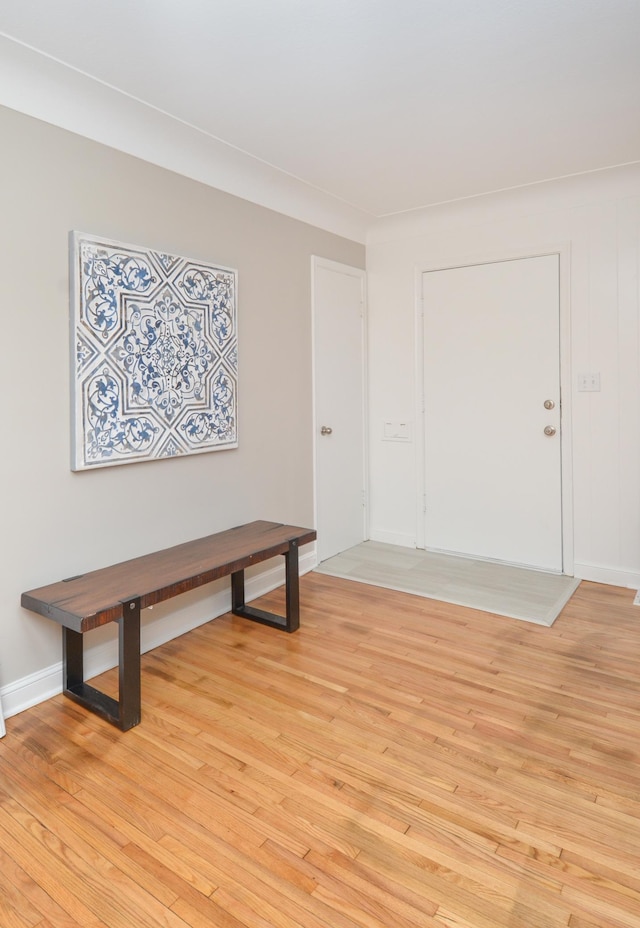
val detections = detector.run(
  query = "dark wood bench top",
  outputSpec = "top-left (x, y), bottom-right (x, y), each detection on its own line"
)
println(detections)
top-left (21, 520), bottom-right (316, 634)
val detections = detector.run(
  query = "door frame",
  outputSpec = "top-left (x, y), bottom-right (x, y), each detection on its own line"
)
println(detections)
top-left (414, 244), bottom-right (574, 575)
top-left (311, 256), bottom-right (369, 560)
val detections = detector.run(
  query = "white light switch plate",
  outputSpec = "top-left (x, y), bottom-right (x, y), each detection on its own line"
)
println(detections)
top-left (383, 420), bottom-right (412, 441)
top-left (578, 372), bottom-right (601, 392)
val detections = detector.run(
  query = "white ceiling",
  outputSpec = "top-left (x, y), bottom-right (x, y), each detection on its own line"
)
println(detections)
top-left (1, 0), bottom-right (639, 220)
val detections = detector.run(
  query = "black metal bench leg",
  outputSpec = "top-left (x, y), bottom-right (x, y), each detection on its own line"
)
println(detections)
top-left (231, 540), bottom-right (300, 632)
top-left (63, 626), bottom-right (84, 692)
top-left (62, 597), bottom-right (141, 731)
top-left (231, 569), bottom-right (246, 613)
top-left (118, 597), bottom-right (142, 730)
top-left (284, 541), bottom-right (300, 632)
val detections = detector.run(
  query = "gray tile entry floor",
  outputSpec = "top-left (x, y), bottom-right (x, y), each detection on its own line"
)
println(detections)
top-left (315, 541), bottom-right (580, 626)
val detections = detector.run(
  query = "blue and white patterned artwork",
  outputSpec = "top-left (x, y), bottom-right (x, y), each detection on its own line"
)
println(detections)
top-left (70, 233), bottom-right (238, 470)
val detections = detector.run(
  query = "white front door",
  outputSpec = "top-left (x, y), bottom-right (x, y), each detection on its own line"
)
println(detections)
top-left (422, 254), bottom-right (563, 571)
top-left (312, 257), bottom-right (367, 562)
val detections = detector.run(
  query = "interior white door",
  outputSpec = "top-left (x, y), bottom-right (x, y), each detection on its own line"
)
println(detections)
top-left (313, 257), bottom-right (366, 562)
top-left (422, 254), bottom-right (562, 571)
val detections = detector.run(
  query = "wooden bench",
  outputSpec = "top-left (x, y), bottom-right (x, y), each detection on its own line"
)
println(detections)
top-left (21, 520), bottom-right (316, 731)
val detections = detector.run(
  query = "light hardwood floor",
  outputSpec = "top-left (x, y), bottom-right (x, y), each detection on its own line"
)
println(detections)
top-left (1, 573), bottom-right (640, 928)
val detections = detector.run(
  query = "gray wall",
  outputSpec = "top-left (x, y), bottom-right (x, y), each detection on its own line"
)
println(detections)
top-left (1, 106), bottom-right (364, 708)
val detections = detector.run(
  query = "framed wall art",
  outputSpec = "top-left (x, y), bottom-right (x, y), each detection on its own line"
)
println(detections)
top-left (70, 232), bottom-right (238, 470)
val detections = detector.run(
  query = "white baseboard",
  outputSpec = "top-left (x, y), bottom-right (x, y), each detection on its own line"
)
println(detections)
top-left (367, 529), bottom-right (416, 548)
top-left (573, 561), bottom-right (640, 590)
top-left (1, 549), bottom-right (317, 722)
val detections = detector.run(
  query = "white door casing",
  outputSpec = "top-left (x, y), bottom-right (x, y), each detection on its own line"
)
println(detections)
top-left (312, 257), bottom-right (367, 562)
top-left (420, 253), bottom-right (565, 572)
